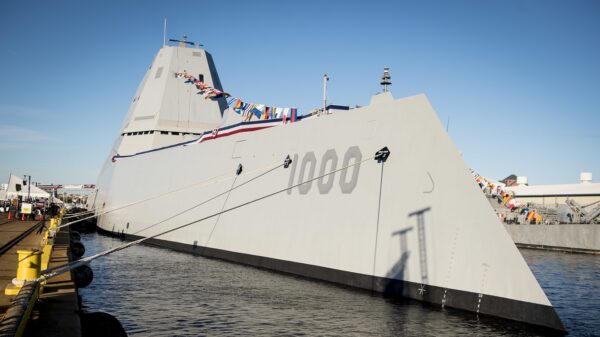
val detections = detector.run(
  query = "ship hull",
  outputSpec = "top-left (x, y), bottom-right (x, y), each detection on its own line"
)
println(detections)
top-left (94, 94), bottom-right (565, 332)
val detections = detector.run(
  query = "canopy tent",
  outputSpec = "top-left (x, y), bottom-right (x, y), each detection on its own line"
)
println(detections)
top-left (4, 174), bottom-right (51, 199)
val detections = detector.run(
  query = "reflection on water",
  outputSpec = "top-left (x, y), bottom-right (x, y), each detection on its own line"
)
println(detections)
top-left (520, 248), bottom-right (600, 336)
top-left (79, 234), bottom-right (600, 336)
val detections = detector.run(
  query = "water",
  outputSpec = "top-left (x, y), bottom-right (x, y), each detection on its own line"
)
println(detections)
top-left (78, 234), bottom-right (600, 336)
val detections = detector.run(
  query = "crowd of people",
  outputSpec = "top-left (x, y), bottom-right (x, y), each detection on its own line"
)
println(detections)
top-left (473, 173), bottom-right (543, 224)
top-left (0, 197), bottom-right (60, 221)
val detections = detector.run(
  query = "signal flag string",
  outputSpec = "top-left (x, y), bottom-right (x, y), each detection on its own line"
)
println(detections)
top-left (35, 154), bottom-right (374, 283)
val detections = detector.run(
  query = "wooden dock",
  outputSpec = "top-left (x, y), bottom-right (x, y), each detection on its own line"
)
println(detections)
top-left (0, 213), bottom-right (81, 337)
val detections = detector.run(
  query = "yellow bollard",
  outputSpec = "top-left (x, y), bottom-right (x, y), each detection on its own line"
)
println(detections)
top-left (4, 250), bottom-right (42, 295)
top-left (47, 217), bottom-right (59, 238)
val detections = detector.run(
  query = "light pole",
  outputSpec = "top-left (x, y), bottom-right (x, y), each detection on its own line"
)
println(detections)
top-left (23, 175), bottom-right (31, 202)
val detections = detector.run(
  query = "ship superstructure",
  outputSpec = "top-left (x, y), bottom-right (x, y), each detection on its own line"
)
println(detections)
top-left (93, 41), bottom-right (565, 333)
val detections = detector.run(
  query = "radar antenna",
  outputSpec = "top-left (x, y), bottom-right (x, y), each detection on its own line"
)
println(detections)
top-left (380, 67), bottom-right (391, 93)
top-left (168, 35), bottom-right (204, 48)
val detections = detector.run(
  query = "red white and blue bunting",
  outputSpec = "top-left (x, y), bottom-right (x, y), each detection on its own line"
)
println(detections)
top-left (174, 71), bottom-right (299, 123)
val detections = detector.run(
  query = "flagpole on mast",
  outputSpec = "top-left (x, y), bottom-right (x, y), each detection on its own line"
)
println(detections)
top-left (163, 18), bottom-right (167, 46)
top-left (322, 74), bottom-right (329, 116)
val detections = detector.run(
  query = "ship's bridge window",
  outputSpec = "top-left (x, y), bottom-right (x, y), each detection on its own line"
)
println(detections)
top-left (171, 132), bottom-right (180, 135)
top-left (198, 74), bottom-right (204, 82)
top-left (161, 131), bottom-right (168, 135)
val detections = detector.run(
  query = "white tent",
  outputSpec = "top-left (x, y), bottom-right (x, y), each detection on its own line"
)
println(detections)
top-left (4, 174), bottom-right (50, 199)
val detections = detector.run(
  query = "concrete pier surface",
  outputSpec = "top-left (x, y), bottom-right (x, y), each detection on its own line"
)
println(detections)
top-left (0, 213), bottom-right (81, 337)
top-left (504, 223), bottom-right (600, 254)
top-left (23, 227), bottom-right (81, 337)
top-left (0, 217), bottom-right (46, 310)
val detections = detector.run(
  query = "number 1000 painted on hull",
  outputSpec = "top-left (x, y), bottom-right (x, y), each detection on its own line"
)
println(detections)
top-left (91, 42), bottom-right (566, 333)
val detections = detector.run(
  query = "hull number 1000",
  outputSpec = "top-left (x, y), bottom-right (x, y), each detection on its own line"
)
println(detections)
top-left (287, 146), bottom-right (362, 195)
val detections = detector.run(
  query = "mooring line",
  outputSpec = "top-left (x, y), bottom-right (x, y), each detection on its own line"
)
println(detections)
top-left (59, 161), bottom-right (283, 228)
top-left (61, 170), bottom-right (234, 219)
top-left (371, 161), bottom-right (385, 291)
top-left (36, 155), bottom-right (374, 283)
top-left (202, 168), bottom-right (241, 251)
top-left (131, 163), bottom-right (279, 236)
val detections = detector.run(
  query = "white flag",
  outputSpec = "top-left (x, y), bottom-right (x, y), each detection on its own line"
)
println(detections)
top-left (274, 107), bottom-right (284, 118)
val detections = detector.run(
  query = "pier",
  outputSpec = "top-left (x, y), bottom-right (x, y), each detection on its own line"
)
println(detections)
top-left (0, 213), bottom-right (81, 337)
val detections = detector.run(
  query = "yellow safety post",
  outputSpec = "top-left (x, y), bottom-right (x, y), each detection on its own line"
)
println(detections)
top-left (4, 250), bottom-right (42, 295)
top-left (58, 208), bottom-right (65, 222)
top-left (39, 217), bottom-right (59, 276)
top-left (47, 217), bottom-right (59, 238)
top-left (40, 216), bottom-right (60, 285)
top-left (41, 243), bottom-right (53, 272)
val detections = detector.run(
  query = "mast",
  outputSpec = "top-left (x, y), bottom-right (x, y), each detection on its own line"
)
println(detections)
top-left (322, 74), bottom-right (329, 115)
top-left (381, 67), bottom-right (391, 93)
top-left (163, 18), bottom-right (167, 46)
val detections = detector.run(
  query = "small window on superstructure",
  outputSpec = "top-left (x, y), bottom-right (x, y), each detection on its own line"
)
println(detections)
top-left (149, 131), bottom-right (154, 134)
top-left (198, 74), bottom-right (204, 82)
top-left (171, 132), bottom-right (180, 135)
top-left (161, 131), bottom-right (168, 135)
top-left (143, 131), bottom-right (149, 135)
top-left (155, 67), bottom-right (164, 79)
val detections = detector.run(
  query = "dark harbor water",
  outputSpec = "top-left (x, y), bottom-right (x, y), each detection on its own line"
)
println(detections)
top-left (79, 234), bottom-right (600, 336)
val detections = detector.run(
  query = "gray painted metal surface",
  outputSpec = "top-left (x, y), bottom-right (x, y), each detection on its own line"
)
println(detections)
top-left (505, 224), bottom-right (600, 253)
top-left (92, 45), bottom-right (565, 331)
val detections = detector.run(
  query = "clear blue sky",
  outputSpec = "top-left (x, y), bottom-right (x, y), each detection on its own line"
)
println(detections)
top-left (1, 0), bottom-right (598, 185)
